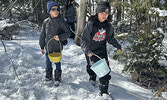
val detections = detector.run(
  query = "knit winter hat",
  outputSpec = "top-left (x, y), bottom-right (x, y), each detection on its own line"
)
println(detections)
top-left (96, 1), bottom-right (111, 14)
top-left (47, 1), bottom-right (60, 13)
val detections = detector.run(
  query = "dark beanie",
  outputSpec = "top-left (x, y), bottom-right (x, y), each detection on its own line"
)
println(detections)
top-left (96, 1), bottom-right (111, 14)
top-left (47, 1), bottom-right (60, 13)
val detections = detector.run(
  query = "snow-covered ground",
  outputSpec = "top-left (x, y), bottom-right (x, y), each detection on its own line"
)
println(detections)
top-left (0, 21), bottom-right (167, 100)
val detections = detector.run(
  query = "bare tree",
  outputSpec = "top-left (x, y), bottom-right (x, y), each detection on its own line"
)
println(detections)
top-left (74, 0), bottom-right (87, 46)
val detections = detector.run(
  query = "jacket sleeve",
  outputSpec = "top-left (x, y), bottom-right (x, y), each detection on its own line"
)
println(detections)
top-left (81, 21), bottom-right (93, 56)
top-left (59, 19), bottom-right (71, 41)
top-left (39, 19), bottom-right (47, 49)
top-left (107, 26), bottom-right (121, 50)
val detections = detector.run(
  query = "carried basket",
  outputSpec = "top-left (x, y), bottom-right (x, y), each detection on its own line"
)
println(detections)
top-left (47, 38), bottom-right (62, 63)
top-left (90, 54), bottom-right (110, 78)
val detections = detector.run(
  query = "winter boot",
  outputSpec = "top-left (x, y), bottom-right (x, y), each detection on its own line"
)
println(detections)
top-left (45, 68), bottom-right (53, 81)
top-left (54, 70), bottom-right (62, 86)
top-left (89, 75), bottom-right (96, 86)
top-left (99, 81), bottom-right (109, 96)
top-left (97, 93), bottom-right (112, 100)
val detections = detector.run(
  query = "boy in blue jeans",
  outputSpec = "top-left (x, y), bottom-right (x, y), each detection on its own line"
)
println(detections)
top-left (39, 1), bottom-right (71, 85)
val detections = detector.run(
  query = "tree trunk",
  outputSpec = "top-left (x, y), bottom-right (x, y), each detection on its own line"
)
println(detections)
top-left (74, 0), bottom-right (87, 46)
top-left (42, 0), bottom-right (46, 17)
top-left (116, 6), bottom-right (121, 24)
top-left (34, 0), bottom-right (39, 25)
top-left (122, 0), bottom-right (125, 20)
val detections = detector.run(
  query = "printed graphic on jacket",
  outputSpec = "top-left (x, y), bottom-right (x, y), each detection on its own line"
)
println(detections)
top-left (93, 28), bottom-right (106, 41)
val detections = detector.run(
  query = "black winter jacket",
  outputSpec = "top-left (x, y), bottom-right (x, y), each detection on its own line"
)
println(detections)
top-left (39, 16), bottom-right (71, 52)
top-left (65, 5), bottom-right (76, 23)
top-left (81, 19), bottom-right (121, 57)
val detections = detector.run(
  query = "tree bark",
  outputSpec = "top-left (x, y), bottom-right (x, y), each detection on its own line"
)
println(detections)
top-left (116, 6), bottom-right (121, 24)
top-left (74, 0), bottom-right (87, 46)
top-left (122, 0), bottom-right (125, 20)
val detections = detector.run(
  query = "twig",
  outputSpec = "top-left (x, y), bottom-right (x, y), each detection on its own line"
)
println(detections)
top-left (150, 85), bottom-right (167, 100)
top-left (159, 93), bottom-right (165, 100)
top-left (1, 39), bottom-right (7, 52)
top-left (69, 26), bottom-right (81, 40)
top-left (69, 26), bottom-right (76, 35)
top-left (5, 53), bottom-right (20, 81)
top-left (127, 91), bottom-right (147, 100)
top-left (1, 39), bottom-right (20, 81)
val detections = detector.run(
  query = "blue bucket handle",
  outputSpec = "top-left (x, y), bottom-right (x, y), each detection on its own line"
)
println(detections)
top-left (89, 54), bottom-right (102, 65)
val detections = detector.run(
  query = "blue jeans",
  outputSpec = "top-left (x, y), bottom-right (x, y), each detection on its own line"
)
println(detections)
top-left (45, 52), bottom-right (61, 71)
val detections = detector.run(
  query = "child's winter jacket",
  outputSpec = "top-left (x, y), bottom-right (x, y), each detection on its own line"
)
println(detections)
top-left (39, 16), bottom-right (71, 52)
top-left (81, 19), bottom-right (121, 57)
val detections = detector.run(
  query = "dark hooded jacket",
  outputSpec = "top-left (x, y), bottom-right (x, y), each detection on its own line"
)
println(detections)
top-left (81, 18), bottom-right (121, 57)
top-left (39, 16), bottom-right (71, 52)
top-left (65, 5), bottom-right (76, 23)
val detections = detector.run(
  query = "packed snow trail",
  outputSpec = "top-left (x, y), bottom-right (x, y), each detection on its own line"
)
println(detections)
top-left (0, 21), bottom-right (167, 100)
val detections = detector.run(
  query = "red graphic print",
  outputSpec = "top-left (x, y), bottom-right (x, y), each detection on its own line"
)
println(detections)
top-left (93, 28), bottom-right (106, 41)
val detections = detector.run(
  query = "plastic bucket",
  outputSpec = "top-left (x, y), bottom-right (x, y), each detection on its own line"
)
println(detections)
top-left (47, 38), bottom-right (62, 63)
top-left (90, 54), bottom-right (110, 78)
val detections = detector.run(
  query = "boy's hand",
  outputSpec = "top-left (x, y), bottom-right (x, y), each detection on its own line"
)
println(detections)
top-left (117, 49), bottom-right (121, 52)
top-left (117, 49), bottom-right (123, 55)
top-left (41, 49), bottom-right (45, 55)
top-left (54, 35), bottom-right (59, 41)
top-left (88, 53), bottom-right (93, 57)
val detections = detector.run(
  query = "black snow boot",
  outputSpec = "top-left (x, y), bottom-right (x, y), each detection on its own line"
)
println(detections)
top-left (99, 81), bottom-right (109, 96)
top-left (54, 70), bottom-right (62, 82)
top-left (54, 70), bottom-right (62, 86)
top-left (45, 68), bottom-right (53, 81)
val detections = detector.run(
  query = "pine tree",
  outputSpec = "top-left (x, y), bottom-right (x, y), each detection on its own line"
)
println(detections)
top-left (113, 0), bottom-right (167, 88)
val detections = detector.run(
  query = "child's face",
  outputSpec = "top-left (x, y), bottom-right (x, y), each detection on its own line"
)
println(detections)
top-left (98, 12), bottom-right (109, 22)
top-left (49, 6), bottom-right (59, 18)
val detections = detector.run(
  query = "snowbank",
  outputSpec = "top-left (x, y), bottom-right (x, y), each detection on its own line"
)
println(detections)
top-left (0, 19), bottom-right (14, 31)
top-left (151, 8), bottom-right (167, 17)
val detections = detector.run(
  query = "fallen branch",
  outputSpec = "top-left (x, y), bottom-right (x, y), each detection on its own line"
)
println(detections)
top-left (5, 53), bottom-right (20, 81)
top-left (1, 39), bottom-right (7, 52)
top-left (127, 91), bottom-right (146, 100)
top-left (150, 84), bottom-right (167, 100)
top-left (1, 39), bottom-right (20, 81)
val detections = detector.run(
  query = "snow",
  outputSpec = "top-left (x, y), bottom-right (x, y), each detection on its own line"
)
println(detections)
top-left (151, 8), bottom-right (167, 17)
top-left (0, 19), bottom-right (14, 31)
top-left (0, 21), bottom-right (167, 100)
top-left (159, 27), bottom-right (167, 67)
top-left (116, 33), bottom-right (128, 37)
top-left (75, 0), bottom-right (81, 4)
